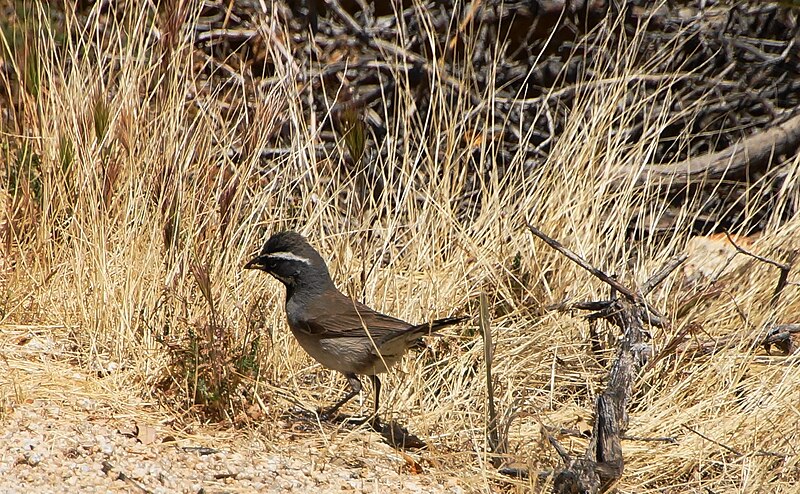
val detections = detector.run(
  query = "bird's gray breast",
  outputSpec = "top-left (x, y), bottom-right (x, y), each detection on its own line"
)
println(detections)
top-left (285, 295), bottom-right (302, 323)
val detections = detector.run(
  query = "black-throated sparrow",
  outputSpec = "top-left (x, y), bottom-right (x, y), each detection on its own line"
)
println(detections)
top-left (245, 231), bottom-right (466, 423)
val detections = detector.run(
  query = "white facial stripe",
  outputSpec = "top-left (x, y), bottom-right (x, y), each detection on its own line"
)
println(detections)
top-left (266, 251), bottom-right (312, 265)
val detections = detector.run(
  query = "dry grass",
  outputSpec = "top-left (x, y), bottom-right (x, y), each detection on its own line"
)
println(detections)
top-left (1, 2), bottom-right (799, 492)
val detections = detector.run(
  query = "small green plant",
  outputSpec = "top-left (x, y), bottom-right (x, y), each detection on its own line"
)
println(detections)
top-left (23, 46), bottom-right (40, 98)
top-left (93, 94), bottom-right (111, 144)
top-left (146, 260), bottom-right (263, 423)
top-left (57, 134), bottom-right (74, 172)
top-left (337, 105), bottom-right (367, 165)
top-left (7, 143), bottom-right (42, 203)
top-left (5, 143), bottom-right (43, 238)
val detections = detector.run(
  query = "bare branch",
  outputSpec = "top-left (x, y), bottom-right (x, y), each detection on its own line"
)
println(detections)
top-left (723, 231), bottom-right (793, 307)
top-left (525, 222), bottom-right (639, 303)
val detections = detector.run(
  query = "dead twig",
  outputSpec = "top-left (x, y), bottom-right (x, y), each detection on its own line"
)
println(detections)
top-left (640, 255), bottom-right (689, 296)
top-left (101, 461), bottom-right (154, 494)
top-left (682, 424), bottom-right (743, 456)
top-left (525, 223), bottom-right (639, 303)
top-left (723, 231), bottom-right (793, 307)
top-left (682, 424), bottom-right (789, 458)
top-left (479, 292), bottom-right (506, 467)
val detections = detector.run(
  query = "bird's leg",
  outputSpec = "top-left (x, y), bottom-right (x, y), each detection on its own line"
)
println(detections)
top-left (370, 375), bottom-right (382, 430)
top-left (320, 373), bottom-right (361, 420)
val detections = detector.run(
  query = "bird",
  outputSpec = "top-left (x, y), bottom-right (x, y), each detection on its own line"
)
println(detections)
top-left (244, 231), bottom-right (467, 425)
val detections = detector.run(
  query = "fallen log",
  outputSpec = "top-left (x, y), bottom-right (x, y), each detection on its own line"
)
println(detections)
top-left (616, 109), bottom-right (800, 194)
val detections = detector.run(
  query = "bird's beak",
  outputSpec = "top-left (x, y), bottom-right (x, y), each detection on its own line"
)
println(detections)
top-left (244, 255), bottom-right (268, 270)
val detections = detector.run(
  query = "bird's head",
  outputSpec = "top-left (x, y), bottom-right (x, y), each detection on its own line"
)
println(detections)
top-left (245, 231), bottom-right (332, 289)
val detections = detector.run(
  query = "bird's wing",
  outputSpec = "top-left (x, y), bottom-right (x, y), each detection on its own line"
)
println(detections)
top-left (294, 290), bottom-right (411, 340)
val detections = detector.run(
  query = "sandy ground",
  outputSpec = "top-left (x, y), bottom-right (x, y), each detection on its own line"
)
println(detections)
top-left (0, 331), bottom-right (472, 494)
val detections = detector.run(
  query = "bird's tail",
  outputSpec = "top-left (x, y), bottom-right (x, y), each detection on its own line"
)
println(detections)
top-left (424, 316), bottom-right (470, 333)
top-left (384, 315), bottom-right (469, 347)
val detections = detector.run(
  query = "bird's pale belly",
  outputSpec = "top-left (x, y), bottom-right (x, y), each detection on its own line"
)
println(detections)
top-left (289, 327), bottom-right (401, 375)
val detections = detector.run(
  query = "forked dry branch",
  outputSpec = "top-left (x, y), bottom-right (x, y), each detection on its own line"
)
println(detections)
top-left (527, 224), bottom-right (687, 493)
